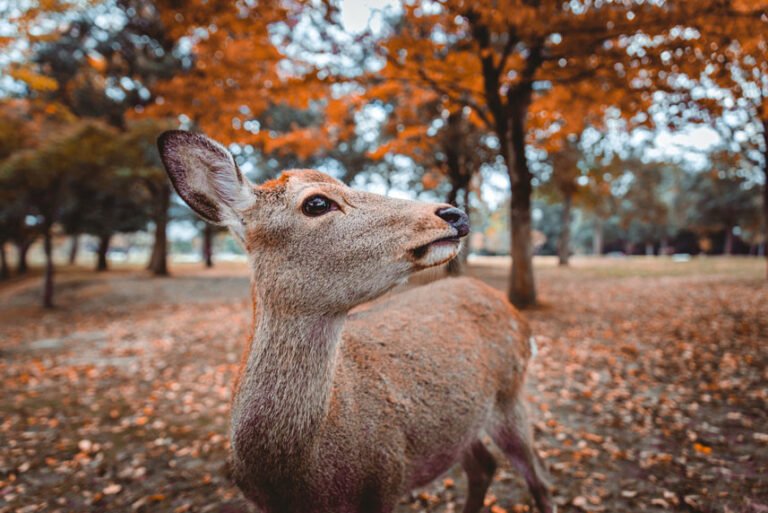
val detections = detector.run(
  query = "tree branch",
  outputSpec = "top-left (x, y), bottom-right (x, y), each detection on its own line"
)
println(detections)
top-left (383, 53), bottom-right (494, 130)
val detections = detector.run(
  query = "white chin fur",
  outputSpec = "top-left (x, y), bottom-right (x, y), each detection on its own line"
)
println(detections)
top-left (419, 241), bottom-right (460, 268)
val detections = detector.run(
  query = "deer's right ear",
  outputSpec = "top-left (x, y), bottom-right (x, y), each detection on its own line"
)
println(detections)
top-left (157, 130), bottom-right (255, 228)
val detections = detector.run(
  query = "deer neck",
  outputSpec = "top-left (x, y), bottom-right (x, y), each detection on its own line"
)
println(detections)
top-left (229, 299), bottom-right (345, 471)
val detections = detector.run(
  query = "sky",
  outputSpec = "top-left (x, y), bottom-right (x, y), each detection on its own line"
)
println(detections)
top-left (340, 0), bottom-right (398, 34)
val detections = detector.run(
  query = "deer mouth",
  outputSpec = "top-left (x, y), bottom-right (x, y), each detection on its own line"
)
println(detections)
top-left (409, 236), bottom-right (462, 267)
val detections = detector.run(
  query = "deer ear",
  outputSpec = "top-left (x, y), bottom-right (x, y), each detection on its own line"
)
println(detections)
top-left (157, 130), bottom-right (255, 228)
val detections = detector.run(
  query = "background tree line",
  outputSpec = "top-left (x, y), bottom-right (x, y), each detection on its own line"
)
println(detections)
top-left (0, 0), bottom-right (765, 308)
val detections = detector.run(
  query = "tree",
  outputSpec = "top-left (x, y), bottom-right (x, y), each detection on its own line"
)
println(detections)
top-left (617, 159), bottom-right (671, 255)
top-left (0, 121), bottom-right (109, 306)
top-left (8, 0), bottom-right (184, 276)
top-left (61, 159), bottom-right (152, 272)
top-left (373, 0), bottom-right (709, 307)
top-left (537, 137), bottom-right (582, 266)
top-left (575, 151), bottom-right (625, 257)
top-left (683, 150), bottom-right (762, 255)
top-left (0, 100), bottom-right (36, 278)
top-left (439, 111), bottom-right (489, 274)
top-left (366, 77), bottom-right (493, 274)
top-left (638, 1), bottom-right (767, 268)
top-left (9, 0), bottom-right (180, 127)
top-left (0, 152), bottom-right (54, 304)
top-left (702, 28), bottom-right (767, 263)
top-left (0, 204), bottom-right (36, 277)
top-left (530, 74), bottom-right (621, 265)
top-left (0, 192), bottom-right (34, 279)
top-left (144, 1), bottom-right (334, 149)
top-left (112, 119), bottom-right (175, 275)
top-left (201, 223), bottom-right (216, 268)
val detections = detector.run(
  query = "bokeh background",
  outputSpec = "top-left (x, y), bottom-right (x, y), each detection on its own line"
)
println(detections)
top-left (0, 1), bottom-right (766, 512)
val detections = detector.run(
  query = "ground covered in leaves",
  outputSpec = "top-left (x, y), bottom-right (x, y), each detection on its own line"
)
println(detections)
top-left (1, 257), bottom-right (766, 513)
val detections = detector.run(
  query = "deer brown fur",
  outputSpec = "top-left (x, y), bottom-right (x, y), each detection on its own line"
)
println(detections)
top-left (157, 130), bottom-right (553, 513)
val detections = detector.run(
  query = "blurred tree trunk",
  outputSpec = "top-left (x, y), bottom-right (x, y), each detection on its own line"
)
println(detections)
top-left (446, 187), bottom-right (471, 276)
top-left (762, 122), bottom-right (767, 279)
top-left (96, 233), bottom-right (111, 272)
top-left (202, 223), bottom-right (214, 268)
top-left (446, 183), bottom-right (463, 276)
top-left (147, 183), bottom-right (170, 276)
top-left (660, 236), bottom-right (670, 256)
top-left (645, 243), bottom-right (654, 256)
top-left (0, 243), bottom-right (9, 280)
top-left (507, 89), bottom-right (536, 308)
top-left (42, 227), bottom-right (54, 309)
top-left (445, 182), bottom-right (459, 206)
top-left (723, 226), bottom-right (734, 256)
top-left (593, 219), bottom-right (604, 256)
top-left (558, 192), bottom-right (573, 267)
top-left (16, 240), bottom-right (30, 275)
top-left (68, 234), bottom-right (79, 265)
top-left (446, 251), bottom-right (464, 276)
top-left (443, 111), bottom-right (473, 277)
top-left (448, 243), bottom-right (470, 275)
top-left (471, 16), bottom-right (541, 308)
top-left (461, 186), bottom-right (470, 267)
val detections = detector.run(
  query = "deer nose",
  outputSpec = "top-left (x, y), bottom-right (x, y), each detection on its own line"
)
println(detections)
top-left (435, 207), bottom-right (470, 237)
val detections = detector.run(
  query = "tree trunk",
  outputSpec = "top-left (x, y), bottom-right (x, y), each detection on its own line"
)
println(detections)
top-left (461, 186), bottom-right (470, 266)
top-left (506, 94), bottom-right (536, 308)
top-left (68, 233), bottom-right (79, 265)
top-left (593, 219), bottom-right (604, 256)
top-left (147, 184), bottom-right (170, 276)
top-left (471, 23), bottom-right (539, 307)
top-left (0, 243), bottom-right (9, 280)
top-left (96, 233), bottom-right (111, 272)
top-left (645, 242), bottom-right (654, 256)
top-left (660, 236), bottom-right (670, 256)
top-left (202, 223), bottom-right (214, 268)
top-left (509, 202), bottom-right (535, 307)
top-left (16, 240), bottom-right (29, 275)
top-left (723, 226), bottom-right (734, 256)
top-left (42, 228), bottom-right (54, 309)
top-left (558, 191), bottom-right (573, 266)
top-left (445, 181), bottom-right (459, 207)
top-left (446, 184), bottom-right (466, 276)
top-left (446, 249), bottom-right (465, 275)
top-left (762, 123), bottom-right (768, 278)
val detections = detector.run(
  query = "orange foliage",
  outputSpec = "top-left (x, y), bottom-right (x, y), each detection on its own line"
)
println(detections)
top-left (140, 0), bottom-right (347, 161)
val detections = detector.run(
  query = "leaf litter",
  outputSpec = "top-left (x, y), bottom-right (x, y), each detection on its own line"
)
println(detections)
top-left (0, 263), bottom-right (766, 512)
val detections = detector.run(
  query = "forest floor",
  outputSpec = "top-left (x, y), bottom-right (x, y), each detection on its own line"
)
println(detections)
top-left (1, 256), bottom-right (766, 513)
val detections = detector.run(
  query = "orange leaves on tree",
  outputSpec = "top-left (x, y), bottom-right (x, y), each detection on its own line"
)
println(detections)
top-left (264, 127), bottom-right (330, 161)
top-left (8, 66), bottom-right (58, 92)
top-left (421, 170), bottom-right (442, 190)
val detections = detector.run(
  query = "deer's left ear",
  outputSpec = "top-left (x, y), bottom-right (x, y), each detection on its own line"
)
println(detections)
top-left (157, 130), bottom-right (255, 230)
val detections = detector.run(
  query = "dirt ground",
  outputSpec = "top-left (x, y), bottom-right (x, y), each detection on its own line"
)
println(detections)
top-left (1, 257), bottom-right (766, 513)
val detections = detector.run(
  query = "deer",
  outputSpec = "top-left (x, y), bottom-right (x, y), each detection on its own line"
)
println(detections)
top-left (157, 130), bottom-right (553, 513)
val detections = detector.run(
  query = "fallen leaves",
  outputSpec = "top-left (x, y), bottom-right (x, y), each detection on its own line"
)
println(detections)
top-left (103, 483), bottom-right (122, 495)
top-left (1, 264), bottom-right (766, 512)
top-left (0, 272), bottom-right (251, 513)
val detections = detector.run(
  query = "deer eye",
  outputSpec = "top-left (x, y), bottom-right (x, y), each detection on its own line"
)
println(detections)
top-left (301, 195), bottom-right (337, 217)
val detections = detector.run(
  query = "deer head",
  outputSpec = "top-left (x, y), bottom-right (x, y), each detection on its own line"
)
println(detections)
top-left (157, 130), bottom-right (469, 315)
